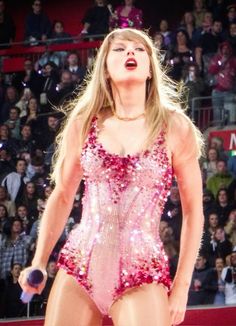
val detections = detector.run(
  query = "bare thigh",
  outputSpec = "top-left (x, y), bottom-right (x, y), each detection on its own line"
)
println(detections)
top-left (109, 283), bottom-right (171, 326)
top-left (44, 269), bottom-right (103, 326)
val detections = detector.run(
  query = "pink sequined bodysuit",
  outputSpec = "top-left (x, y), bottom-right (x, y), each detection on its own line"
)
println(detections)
top-left (57, 117), bottom-right (173, 315)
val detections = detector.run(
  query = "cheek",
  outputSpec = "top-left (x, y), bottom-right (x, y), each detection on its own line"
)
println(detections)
top-left (106, 55), bottom-right (120, 78)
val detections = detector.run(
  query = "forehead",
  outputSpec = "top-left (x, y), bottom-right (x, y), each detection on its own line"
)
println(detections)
top-left (110, 37), bottom-right (146, 46)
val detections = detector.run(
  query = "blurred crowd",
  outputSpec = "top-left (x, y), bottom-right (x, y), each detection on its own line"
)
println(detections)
top-left (0, 0), bottom-right (236, 319)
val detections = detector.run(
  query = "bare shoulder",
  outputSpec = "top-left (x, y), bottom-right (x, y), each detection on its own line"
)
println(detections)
top-left (165, 109), bottom-right (203, 170)
top-left (167, 110), bottom-right (194, 151)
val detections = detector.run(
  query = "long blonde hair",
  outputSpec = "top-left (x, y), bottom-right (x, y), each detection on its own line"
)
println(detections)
top-left (51, 28), bottom-right (204, 185)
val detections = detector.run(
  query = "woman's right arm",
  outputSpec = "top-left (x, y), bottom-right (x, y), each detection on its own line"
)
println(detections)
top-left (19, 119), bottom-right (83, 293)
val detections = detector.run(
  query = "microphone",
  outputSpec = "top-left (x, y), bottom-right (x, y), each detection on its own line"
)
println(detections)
top-left (20, 269), bottom-right (44, 303)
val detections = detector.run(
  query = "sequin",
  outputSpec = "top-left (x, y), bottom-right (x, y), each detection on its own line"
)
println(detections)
top-left (57, 117), bottom-right (173, 315)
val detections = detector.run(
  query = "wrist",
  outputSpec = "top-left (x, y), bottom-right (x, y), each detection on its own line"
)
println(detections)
top-left (172, 278), bottom-right (191, 290)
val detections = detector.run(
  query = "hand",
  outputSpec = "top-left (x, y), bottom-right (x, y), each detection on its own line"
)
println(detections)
top-left (171, 208), bottom-right (179, 217)
top-left (193, 279), bottom-right (201, 291)
top-left (168, 285), bottom-right (188, 325)
top-left (18, 265), bottom-right (47, 296)
top-left (41, 34), bottom-right (47, 42)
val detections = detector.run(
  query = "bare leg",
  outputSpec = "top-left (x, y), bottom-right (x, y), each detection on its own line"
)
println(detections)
top-left (109, 283), bottom-right (171, 326)
top-left (44, 269), bottom-right (103, 326)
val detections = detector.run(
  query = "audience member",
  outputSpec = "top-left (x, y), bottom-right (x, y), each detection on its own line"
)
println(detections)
top-left (30, 156), bottom-right (49, 196)
top-left (158, 19), bottom-right (173, 49)
top-left (188, 254), bottom-right (210, 305)
top-left (20, 97), bottom-right (42, 140)
top-left (1, 263), bottom-right (26, 317)
top-left (179, 11), bottom-right (198, 47)
top-left (153, 31), bottom-right (170, 64)
top-left (224, 209), bottom-right (236, 248)
top-left (0, 86), bottom-right (19, 124)
top-left (22, 181), bottom-right (39, 218)
top-left (51, 20), bottom-right (71, 43)
top-left (201, 147), bottom-right (219, 183)
top-left (15, 88), bottom-right (34, 118)
top-left (0, 204), bottom-right (9, 240)
top-left (39, 62), bottom-right (60, 108)
top-left (204, 226), bottom-right (232, 266)
top-left (17, 125), bottom-right (37, 156)
top-left (192, 0), bottom-right (207, 28)
top-left (159, 221), bottom-right (179, 279)
top-left (1, 158), bottom-right (30, 204)
top-left (224, 4), bottom-right (236, 30)
top-left (12, 59), bottom-right (43, 99)
top-left (25, 0), bottom-right (51, 45)
top-left (182, 62), bottom-right (204, 115)
top-left (161, 186), bottom-right (182, 240)
top-left (65, 52), bottom-right (86, 85)
top-left (38, 114), bottom-right (59, 150)
top-left (208, 41), bottom-right (236, 124)
top-left (5, 107), bottom-right (21, 140)
top-left (0, 186), bottom-right (15, 217)
top-left (214, 188), bottom-right (234, 226)
top-left (195, 19), bottom-right (225, 75)
top-left (168, 29), bottom-right (193, 81)
top-left (227, 155), bottom-right (236, 179)
top-left (109, 0), bottom-right (143, 30)
top-left (227, 22), bottom-right (236, 55)
top-left (0, 124), bottom-right (18, 158)
top-left (204, 257), bottom-right (225, 304)
top-left (221, 250), bottom-right (236, 304)
top-left (0, 0), bottom-right (15, 48)
top-left (206, 159), bottom-right (234, 198)
top-left (16, 204), bottom-right (36, 235)
top-left (0, 218), bottom-right (31, 279)
top-left (81, 0), bottom-right (110, 37)
top-left (51, 70), bottom-right (76, 106)
top-left (39, 259), bottom-right (58, 314)
top-left (203, 189), bottom-right (215, 218)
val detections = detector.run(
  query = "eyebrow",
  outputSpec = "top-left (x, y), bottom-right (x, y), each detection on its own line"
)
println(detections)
top-left (111, 41), bottom-right (145, 47)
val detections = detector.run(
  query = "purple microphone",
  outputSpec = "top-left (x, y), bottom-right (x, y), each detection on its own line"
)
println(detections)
top-left (20, 269), bottom-right (44, 303)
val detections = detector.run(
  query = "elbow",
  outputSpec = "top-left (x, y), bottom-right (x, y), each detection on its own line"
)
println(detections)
top-left (50, 186), bottom-right (75, 207)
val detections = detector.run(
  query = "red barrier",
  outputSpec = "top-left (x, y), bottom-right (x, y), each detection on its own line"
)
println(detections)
top-left (0, 306), bottom-right (236, 326)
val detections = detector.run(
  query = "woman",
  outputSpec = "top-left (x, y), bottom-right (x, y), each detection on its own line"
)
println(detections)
top-left (109, 0), bottom-right (143, 30)
top-left (201, 147), bottom-right (219, 183)
top-left (19, 29), bottom-right (204, 326)
top-left (20, 97), bottom-right (41, 139)
top-left (168, 29), bottom-right (193, 81)
top-left (179, 12), bottom-right (197, 47)
top-left (0, 186), bottom-right (16, 217)
top-left (0, 204), bottom-right (9, 242)
top-left (22, 181), bottom-right (39, 218)
top-left (0, 218), bottom-right (30, 280)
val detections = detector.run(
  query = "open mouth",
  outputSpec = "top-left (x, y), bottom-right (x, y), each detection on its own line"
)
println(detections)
top-left (125, 58), bottom-right (137, 69)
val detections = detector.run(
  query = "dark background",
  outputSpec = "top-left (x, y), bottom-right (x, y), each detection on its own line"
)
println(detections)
top-left (7, 0), bottom-right (193, 41)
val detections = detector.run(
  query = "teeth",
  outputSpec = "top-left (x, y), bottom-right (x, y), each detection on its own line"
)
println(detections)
top-left (126, 60), bottom-right (137, 67)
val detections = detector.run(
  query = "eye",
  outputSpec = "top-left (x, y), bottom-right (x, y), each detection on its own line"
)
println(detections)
top-left (112, 47), bottom-right (124, 52)
top-left (135, 47), bottom-right (145, 51)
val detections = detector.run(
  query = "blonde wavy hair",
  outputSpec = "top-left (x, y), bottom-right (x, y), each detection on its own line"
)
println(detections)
top-left (51, 28), bottom-right (204, 185)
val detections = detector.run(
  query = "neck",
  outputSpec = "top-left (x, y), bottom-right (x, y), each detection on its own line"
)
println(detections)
top-left (13, 276), bottom-right (18, 283)
top-left (11, 233), bottom-right (19, 241)
top-left (111, 83), bottom-right (146, 118)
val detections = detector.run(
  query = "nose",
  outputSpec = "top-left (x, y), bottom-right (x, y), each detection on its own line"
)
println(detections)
top-left (127, 50), bottom-right (134, 56)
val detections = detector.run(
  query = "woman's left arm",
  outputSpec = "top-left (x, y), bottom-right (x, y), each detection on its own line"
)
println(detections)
top-left (168, 112), bottom-right (204, 325)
